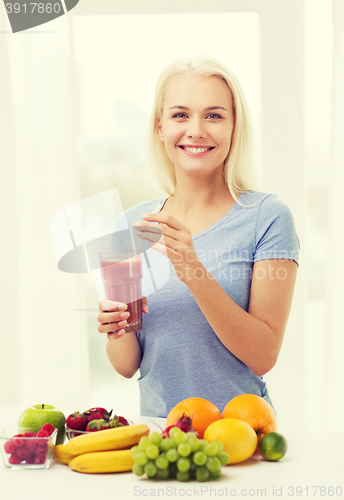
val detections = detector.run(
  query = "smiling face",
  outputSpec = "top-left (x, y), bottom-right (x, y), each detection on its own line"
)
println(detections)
top-left (156, 74), bottom-right (235, 179)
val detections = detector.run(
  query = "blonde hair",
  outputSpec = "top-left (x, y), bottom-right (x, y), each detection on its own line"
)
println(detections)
top-left (147, 56), bottom-right (261, 205)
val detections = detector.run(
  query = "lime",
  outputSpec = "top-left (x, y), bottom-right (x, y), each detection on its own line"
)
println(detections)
top-left (259, 432), bottom-right (288, 461)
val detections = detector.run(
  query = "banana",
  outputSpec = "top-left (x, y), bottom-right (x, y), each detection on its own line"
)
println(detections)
top-left (64, 424), bottom-right (150, 456)
top-left (54, 444), bottom-right (77, 465)
top-left (69, 449), bottom-right (134, 473)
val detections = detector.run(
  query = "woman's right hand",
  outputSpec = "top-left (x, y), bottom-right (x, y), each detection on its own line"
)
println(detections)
top-left (97, 297), bottom-right (149, 340)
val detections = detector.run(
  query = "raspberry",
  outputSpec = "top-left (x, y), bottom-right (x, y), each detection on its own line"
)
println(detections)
top-left (36, 430), bottom-right (49, 438)
top-left (25, 453), bottom-right (36, 464)
top-left (41, 424), bottom-right (55, 436)
top-left (16, 446), bottom-right (30, 459)
top-left (35, 444), bottom-right (48, 456)
top-left (23, 432), bottom-right (34, 437)
top-left (8, 454), bottom-right (22, 465)
top-left (4, 440), bottom-right (15, 454)
top-left (34, 455), bottom-right (46, 465)
top-left (25, 439), bottom-right (38, 453)
top-left (13, 435), bottom-right (25, 448)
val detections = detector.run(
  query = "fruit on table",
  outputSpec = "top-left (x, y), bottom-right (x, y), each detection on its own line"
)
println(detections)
top-left (66, 412), bottom-right (87, 432)
top-left (166, 398), bottom-right (222, 438)
top-left (204, 418), bottom-right (257, 464)
top-left (132, 427), bottom-right (230, 482)
top-left (163, 413), bottom-right (198, 438)
top-left (259, 432), bottom-right (288, 461)
top-left (53, 444), bottom-right (76, 465)
top-left (222, 394), bottom-right (277, 445)
top-left (18, 404), bottom-right (66, 445)
top-left (69, 449), bottom-right (134, 473)
top-left (83, 407), bottom-right (112, 423)
top-left (86, 419), bottom-right (114, 432)
top-left (4, 424), bottom-right (56, 465)
top-left (63, 423), bottom-right (150, 455)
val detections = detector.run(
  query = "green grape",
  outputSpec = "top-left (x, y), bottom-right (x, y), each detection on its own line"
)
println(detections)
top-left (155, 455), bottom-right (169, 470)
top-left (173, 432), bottom-right (187, 446)
top-left (217, 451), bottom-right (230, 466)
top-left (198, 439), bottom-right (208, 451)
top-left (196, 465), bottom-right (209, 482)
top-left (146, 444), bottom-right (159, 460)
top-left (209, 469), bottom-right (222, 479)
top-left (177, 457), bottom-right (190, 472)
top-left (204, 442), bottom-right (218, 457)
top-left (188, 436), bottom-right (200, 452)
top-left (193, 451), bottom-right (207, 466)
top-left (190, 460), bottom-right (197, 471)
top-left (139, 435), bottom-right (151, 452)
top-left (145, 460), bottom-right (158, 478)
top-left (132, 463), bottom-right (145, 476)
top-left (213, 440), bottom-right (223, 452)
top-left (189, 466), bottom-right (196, 480)
top-left (185, 431), bottom-right (197, 439)
top-left (135, 451), bottom-right (148, 466)
top-left (177, 442), bottom-right (191, 457)
top-left (169, 427), bottom-right (182, 439)
top-left (157, 467), bottom-right (169, 479)
top-left (130, 445), bottom-right (140, 459)
top-left (176, 470), bottom-right (190, 482)
top-left (166, 448), bottom-right (179, 462)
top-left (169, 462), bottom-right (177, 478)
top-left (149, 432), bottom-right (163, 446)
top-left (160, 437), bottom-right (174, 452)
top-left (205, 456), bottom-right (221, 473)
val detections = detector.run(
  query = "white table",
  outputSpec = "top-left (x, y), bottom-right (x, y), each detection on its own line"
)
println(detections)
top-left (1, 405), bottom-right (343, 500)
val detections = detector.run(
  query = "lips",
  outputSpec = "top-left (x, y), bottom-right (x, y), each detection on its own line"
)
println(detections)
top-left (178, 145), bottom-right (215, 154)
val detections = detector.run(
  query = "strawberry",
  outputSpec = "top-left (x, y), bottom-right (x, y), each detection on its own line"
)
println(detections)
top-left (85, 419), bottom-right (113, 432)
top-left (83, 407), bottom-right (112, 424)
top-left (66, 412), bottom-right (88, 431)
top-left (110, 415), bottom-right (129, 428)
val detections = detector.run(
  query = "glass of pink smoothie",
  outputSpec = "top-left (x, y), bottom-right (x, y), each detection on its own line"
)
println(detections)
top-left (99, 248), bottom-right (143, 333)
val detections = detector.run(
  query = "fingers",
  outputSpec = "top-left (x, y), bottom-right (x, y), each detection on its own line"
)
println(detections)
top-left (97, 306), bottom-right (130, 334)
top-left (99, 299), bottom-right (128, 313)
top-left (141, 213), bottom-right (186, 230)
top-left (142, 295), bottom-right (149, 313)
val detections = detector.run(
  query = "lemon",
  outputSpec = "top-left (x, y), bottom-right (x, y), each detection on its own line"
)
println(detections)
top-left (204, 418), bottom-right (257, 464)
top-left (259, 432), bottom-right (287, 461)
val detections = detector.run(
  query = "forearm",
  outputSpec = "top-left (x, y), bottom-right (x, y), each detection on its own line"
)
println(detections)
top-left (106, 332), bottom-right (142, 378)
top-left (185, 264), bottom-right (278, 376)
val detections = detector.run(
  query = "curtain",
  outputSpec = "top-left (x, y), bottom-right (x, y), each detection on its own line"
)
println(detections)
top-left (322, 0), bottom-right (344, 431)
top-left (0, 11), bottom-right (89, 409)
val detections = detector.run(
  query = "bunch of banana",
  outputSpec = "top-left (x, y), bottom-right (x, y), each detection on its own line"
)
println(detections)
top-left (54, 424), bottom-right (150, 473)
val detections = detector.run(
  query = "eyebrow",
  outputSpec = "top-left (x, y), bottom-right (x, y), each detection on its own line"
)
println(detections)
top-left (169, 105), bottom-right (228, 111)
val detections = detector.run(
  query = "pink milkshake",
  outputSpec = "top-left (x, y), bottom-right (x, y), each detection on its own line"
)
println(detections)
top-left (99, 249), bottom-right (143, 333)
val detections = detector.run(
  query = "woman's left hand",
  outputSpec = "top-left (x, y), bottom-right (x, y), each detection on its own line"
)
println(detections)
top-left (133, 213), bottom-right (204, 283)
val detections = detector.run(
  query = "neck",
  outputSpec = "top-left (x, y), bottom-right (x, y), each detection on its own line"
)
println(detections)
top-left (168, 171), bottom-right (236, 217)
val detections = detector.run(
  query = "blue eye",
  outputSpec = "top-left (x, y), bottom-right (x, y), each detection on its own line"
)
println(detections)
top-left (173, 112), bottom-right (187, 118)
top-left (207, 113), bottom-right (222, 119)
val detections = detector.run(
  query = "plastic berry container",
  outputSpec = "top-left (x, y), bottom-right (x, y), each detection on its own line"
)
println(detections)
top-left (0, 427), bottom-right (57, 470)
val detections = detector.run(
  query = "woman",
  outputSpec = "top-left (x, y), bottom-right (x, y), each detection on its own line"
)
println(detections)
top-left (97, 57), bottom-right (300, 417)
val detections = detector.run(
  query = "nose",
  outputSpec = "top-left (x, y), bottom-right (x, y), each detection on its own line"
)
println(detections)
top-left (186, 117), bottom-right (206, 138)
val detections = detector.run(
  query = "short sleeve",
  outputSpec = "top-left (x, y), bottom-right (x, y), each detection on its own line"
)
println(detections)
top-left (254, 195), bottom-right (300, 266)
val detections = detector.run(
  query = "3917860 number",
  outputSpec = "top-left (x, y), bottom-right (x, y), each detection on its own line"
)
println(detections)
top-left (5, 3), bottom-right (61, 14)
top-left (288, 486), bottom-right (342, 496)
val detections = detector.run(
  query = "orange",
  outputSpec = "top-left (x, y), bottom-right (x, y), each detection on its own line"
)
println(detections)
top-left (222, 394), bottom-right (277, 444)
top-left (166, 397), bottom-right (222, 438)
top-left (204, 418), bottom-right (257, 464)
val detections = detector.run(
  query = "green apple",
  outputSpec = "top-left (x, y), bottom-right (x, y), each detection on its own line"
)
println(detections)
top-left (18, 404), bottom-right (66, 445)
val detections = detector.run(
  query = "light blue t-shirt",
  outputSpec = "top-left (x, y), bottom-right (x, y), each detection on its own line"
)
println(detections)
top-left (112, 191), bottom-right (300, 417)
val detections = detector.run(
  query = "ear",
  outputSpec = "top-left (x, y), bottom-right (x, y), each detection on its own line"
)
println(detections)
top-left (156, 118), bottom-right (165, 143)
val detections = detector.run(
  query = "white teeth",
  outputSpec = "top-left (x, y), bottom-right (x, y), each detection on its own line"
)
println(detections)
top-left (184, 147), bottom-right (211, 153)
